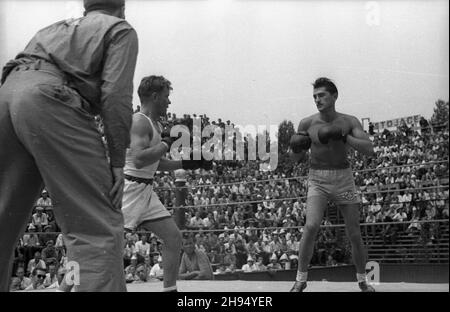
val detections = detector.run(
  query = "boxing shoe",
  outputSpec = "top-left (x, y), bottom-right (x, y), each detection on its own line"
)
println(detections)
top-left (358, 281), bottom-right (376, 292)
top-left (289, 281), bottom-right (307, 292)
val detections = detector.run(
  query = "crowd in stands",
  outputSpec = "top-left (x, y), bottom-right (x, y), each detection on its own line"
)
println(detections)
top-left (10, 112), bottom-right (449, 290)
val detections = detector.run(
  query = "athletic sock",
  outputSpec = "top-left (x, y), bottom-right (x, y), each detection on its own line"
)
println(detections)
top-left (356, 273), bottom-right (367, 283)
top-left (296, 271), bottom-right (308, 283)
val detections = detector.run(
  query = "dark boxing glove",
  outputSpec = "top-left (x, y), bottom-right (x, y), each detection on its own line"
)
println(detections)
top-left (160, 127), bottom-right (175, 149)
top-left (317, 125), bottom-right (347, 144)
top-left (289, 131), bottom-right (311, 153)
top-left (182, 159), bottom-right (213, 170)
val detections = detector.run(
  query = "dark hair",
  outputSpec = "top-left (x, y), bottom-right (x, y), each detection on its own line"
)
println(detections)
top-left (312, 77), bottom-right (338, 95)
top-left (32, 267), bottom-right (46, 276)
top-left (138, 76), bottom-right (172, 101)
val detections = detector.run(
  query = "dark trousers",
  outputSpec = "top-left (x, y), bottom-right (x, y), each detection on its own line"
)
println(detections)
top-left (0, 65), bottom-right (126, 291)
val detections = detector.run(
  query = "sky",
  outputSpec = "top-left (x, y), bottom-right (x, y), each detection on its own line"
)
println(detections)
top-left (0, 0), bottom-right (448, 130)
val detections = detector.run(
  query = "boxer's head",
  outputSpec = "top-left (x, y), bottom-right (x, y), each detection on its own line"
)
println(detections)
top-left (84, 0), bottom-right (125, 18)
top-left (312, 77), bottom-right (338, 112)
top-left (138, 76), bottom-right (173, 117)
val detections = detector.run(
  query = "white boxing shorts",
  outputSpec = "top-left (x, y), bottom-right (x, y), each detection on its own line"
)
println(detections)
top-left (122, 179), bottom-right (172, 230)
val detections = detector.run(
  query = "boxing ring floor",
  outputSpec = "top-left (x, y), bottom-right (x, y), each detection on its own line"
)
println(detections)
top-left (126, 280), bottom-right (449, 292)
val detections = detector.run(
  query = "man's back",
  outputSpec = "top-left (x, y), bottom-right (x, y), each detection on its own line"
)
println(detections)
top-left (15, 12), bottom-right (138, 114)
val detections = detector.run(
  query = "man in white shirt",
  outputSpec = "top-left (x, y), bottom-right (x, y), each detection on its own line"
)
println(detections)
top-left (134, 234), bottom-right (150, 261)
top-left (241, 257), bottom-right (258, 272)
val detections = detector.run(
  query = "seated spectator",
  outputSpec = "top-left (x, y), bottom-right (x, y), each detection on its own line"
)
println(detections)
top-left (149, 256), bottom-right (164, 281)
top-left (279, 253), bottom-right (290, 270)
top-left (135, 234), bottom-right (150, 263)
top-left (326, 254), bottom-right (338, 266)
top-left (179, 237), bottom-right (214, 280)
top-left (255, 255), bottom-right (267, 271)
top-left (27, 251), bottom-right (46, 276)
top-left (32, 206), bottom-right (48, 232)
top-left (133, 264), bottom-right (148, 283)
top-left (24, 267), bottom-right (47, 291)
top-left (36, 189), bottom-right (52, 209)
top-left (289, 255), bottom-right (299, 270)
top-left (125, 261), bottom-right (139, 283)
top-left (266, 254), bottom-right (282, 271)
top-left (46, 267), bottom-right (66, 289)
top-left (41, 240), bottom-right (57, 265)
top-left (43, 263), bottom-right (58, 288)
top-left (22, 224), bottom-right (41, 262)
top-left (241, 256), bottom-right (258, 272)
top-left (10, 266), bottom-right (31, 291)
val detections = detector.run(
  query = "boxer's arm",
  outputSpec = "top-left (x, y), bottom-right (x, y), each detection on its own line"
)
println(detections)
top-left (157, 157), bottom-right (182, 171)
top-left (345, 117), bottom-right (375, 156)
top-left (131, 114), bottom-right (169, 169)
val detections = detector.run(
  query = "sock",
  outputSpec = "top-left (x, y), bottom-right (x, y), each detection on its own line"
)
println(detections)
top-left (356, 273), bottom-right (367, 283)
top-left (296, 271), bottom-right (308, 283)
top-left (163, 285), bottom-right (178, 292)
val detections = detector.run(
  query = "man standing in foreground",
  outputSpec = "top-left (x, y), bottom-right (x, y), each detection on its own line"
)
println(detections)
top-left (0, 0), bottom-right (138, 291)
top-left (289, 77), bottom-right (375, 292)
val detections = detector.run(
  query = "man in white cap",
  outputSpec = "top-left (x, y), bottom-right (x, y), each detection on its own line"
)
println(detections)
top-left (0, 0), bottom-right (138, 291)
top-left (241, 256), bottom-right (258, 272)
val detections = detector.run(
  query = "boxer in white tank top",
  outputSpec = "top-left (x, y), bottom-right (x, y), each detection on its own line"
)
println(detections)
top-left (122, 76), bottom-right (212, 292)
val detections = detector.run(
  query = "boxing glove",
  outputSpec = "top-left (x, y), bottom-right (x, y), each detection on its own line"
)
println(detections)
top-left (317, 125), bottom-right (347, 144)
top-left (289, 131), bottom-right (311, 153)
top-left (161, 127), bottom-right (176, 149)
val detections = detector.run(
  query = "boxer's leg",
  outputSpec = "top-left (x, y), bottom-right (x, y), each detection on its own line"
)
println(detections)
top-left (140, 217), bottom-right (182, 291)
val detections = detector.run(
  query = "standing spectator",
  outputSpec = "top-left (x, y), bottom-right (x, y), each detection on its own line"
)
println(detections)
top-left (9, 266), bottom-right (31, 291)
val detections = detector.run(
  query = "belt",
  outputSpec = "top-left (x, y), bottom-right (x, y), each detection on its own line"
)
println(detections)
top-left (125, 174), bottom-right (154, 185)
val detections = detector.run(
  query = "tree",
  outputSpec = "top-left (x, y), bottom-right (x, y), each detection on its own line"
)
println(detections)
top-left (430, 99), bottom-right (449, 132)
top-left (277, 120), bottom-right (296, 153)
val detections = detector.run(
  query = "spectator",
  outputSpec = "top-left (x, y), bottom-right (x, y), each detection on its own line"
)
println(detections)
top-left (43, 263), bottom-right (58, 288)
top-left (179, 237), bottom-right (214, 280)
top-left (31, 206), bottom-right (48, 232)
top-left (27, 251), bottom-right (46, 276)
top-left (149, 256), bottom-right (164, 281)
top-left (36, 189), bottom-right (52, 209)
top-left (41, 240), bottom-right (57, 265)
top-left (267, 254), bottom-right (282, 271)
top-left (9, 266), bottom-right (31, 291)
top-left (255, 255), bottom-right (267, 271)
top-left (135, 234), bottom-right (150, 263)
top-left (24, 267), bottom-right (47, 291)
top-left (133, 264), bottom-right (148, 283)
top-left (241, 256), bottom-right (258, 272)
